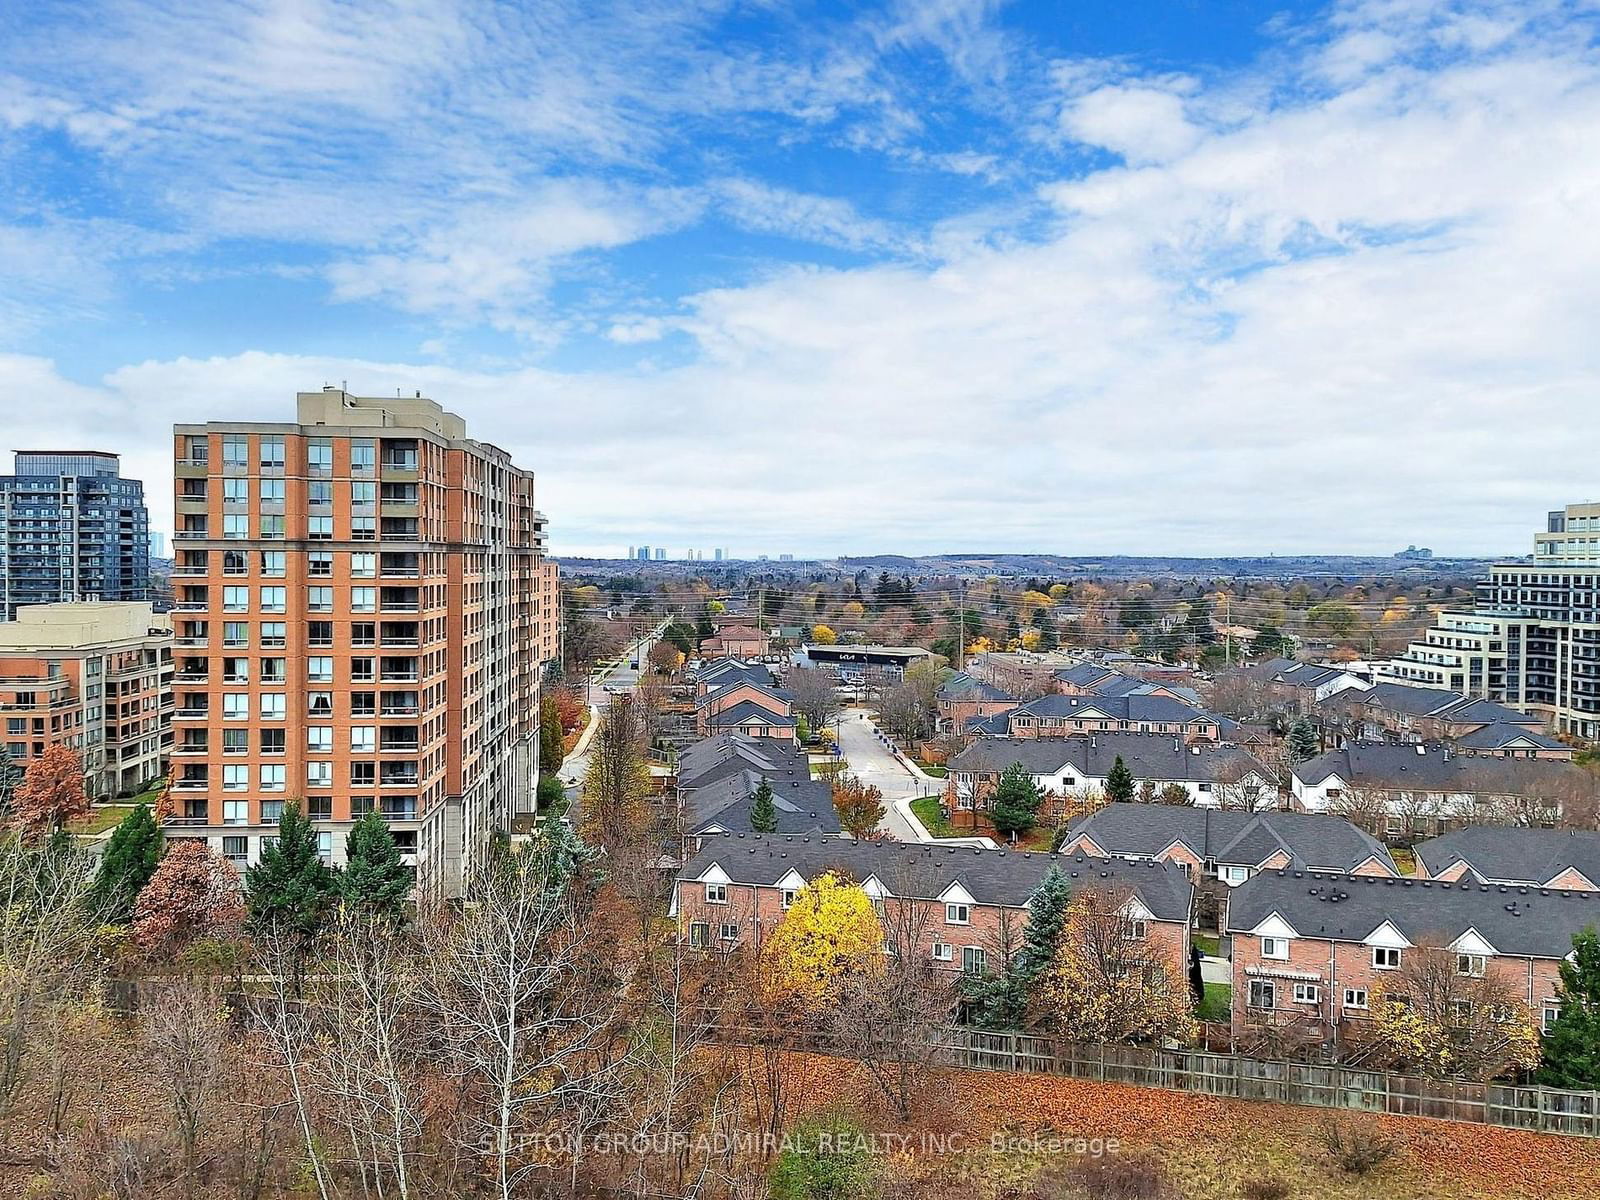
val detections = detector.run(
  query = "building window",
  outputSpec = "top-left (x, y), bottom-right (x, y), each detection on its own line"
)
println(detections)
top-left (688, 923), bottom-right (709, 948)
top-left (780, 888), bottom-right (797, 910)
top-left (1456, 954), bottom-right (1487, 978)
top-left (718, 922), bottom-right (739, 942)
top-left (308, 441), bottom-right (333, 473)
top-left (305, 797), bottom-right (332, 820)
top-left (222, 587), bottom-right (249, 613)
top-left (222, 436), bottom-right (248, 467)
top-left (259, 479), bottom-right (284, 504)
top-left (222, 765), bottom-right (248, 792)
top-left (351, 552), bottom-right (376, 578)
top-left (261, 622), bottom-right (286, 648)
top-left (306, 762), bottom-right (333, 788)
top-left (1544, 1002), bottom-right (1561, 1033)
top-left (259, 551), bottom-right (286, 577)
top-left (1248, 980), bottom-right (1276, 1010)
top-left (945, 903), bottom-right (970, 925)
top-left (260, 765), bottom-right (285, 792)
top-left (222, 729), bottom-right (248, 755)
top-left (259, 437), bottom-right (285, 468)
top-left (261, 587), bottom-right (287, 613)
top-left (308, 587), bottom-right (333, 613)
top-left (261, 800), bottom-right (284, 823)
top-left (307, 727), bottom-right (333, 752)
top-left (222, 514), bottom-right (249, 539)
top-left (222, 836), bottom-right (248, 863)
top-left (308, 657), bottom-right (334, 683)
top-left (704, 882), bottom-right (728, 904)
top-left (931, 942), bottom-right (952, 962)
top-left (259, 515), bottom-right (284, 538)
top-left (1261, 936), bottom-right (1289, 961)
top-left (222, 800), bottom-right (248, 826)
top-left (962, 946), bottom-right (987, 975)
top-left (1344, 987), bottom-right (1369, 1011)
top-left (1372, 947), bottom-right (1403, 971)
top-left (308, 516), bottom-right (333, 540)
top-left (223, 478), bottom-right (248, 504)
top-left (222, 693), bottom-right (249, 720)
top-left (352, 587), bottom-right (376, 613)
top-left (260, 694), bottom-right (286, 720)
top-left (351, 726), bottom-right (375, 753)
top-left (351, 440), bottom-right (376, 472)
top-left (1293, 983), bottom-right (1321, 1005)
top-left (261, 729), bottom-right (285, 755)
top-left (309, 552), bottom-right (333, 577)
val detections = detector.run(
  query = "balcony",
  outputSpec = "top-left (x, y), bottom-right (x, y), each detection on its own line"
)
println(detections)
top-left (172, 776), bottom-right (209, 792)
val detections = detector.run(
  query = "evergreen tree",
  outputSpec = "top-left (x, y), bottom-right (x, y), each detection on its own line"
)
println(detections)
top-left (990, 762), bottom-right (1043, 837)
top-left (1104, 756), bottom-right (1136, 804)
top-left (244, 802), bottom-right (337, 949)
top-left (750, 778), bottom-right (778, 833)
top-left (0, 751), bottom-right (23, 821)
top-left (1538, 929), bottom-right (1600, 1088)
top-left (964, 866), bottom-right (1073, 1028)
top-left (1188, 943), bottom-right (1206, 1007)
top-left (1285, 718), bottom-right (1320, 764)
top-left (89, 801), bottom-right (162, 924)
top-left (1184, 594), bottom-right (1216, 646)
top-left (339, 810), bottom-right (412, 923)
top-left (1036, 615), bottom-right (1059, 652)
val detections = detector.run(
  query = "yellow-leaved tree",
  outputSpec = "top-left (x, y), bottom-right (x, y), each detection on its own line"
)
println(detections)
top-left (1034, 885), bottom-right (1195, 1045)
top-left (810, 624), bottom-right (839, 645)
top-left (1359, 943), bottom-right (1540, 1080)
top-left (760, 872), bottom-right (883, 1012)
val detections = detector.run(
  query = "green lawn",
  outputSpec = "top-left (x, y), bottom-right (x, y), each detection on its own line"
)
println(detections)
top-left (69, 803), bottom-right (136, 836)
top-left (810, 760), bottom-right (849, 777)
top-left (1192, 933), bottom-right (1220, 957)
top-left (909, 794), bottom-right (956, 836)
top-left (917, 763), bottom-right (949, 778)
top-left (1197, 982), bottom-right (1232, 1022)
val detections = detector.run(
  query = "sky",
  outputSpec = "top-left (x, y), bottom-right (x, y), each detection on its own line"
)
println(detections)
top-left (3, 0), bottom-right (1599, 559)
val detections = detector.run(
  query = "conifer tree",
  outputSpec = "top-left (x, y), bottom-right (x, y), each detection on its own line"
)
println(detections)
top-left (990, 762), bottom-right (1043, 836)
top-left (0, 751), bottom-right (23, 821)
top-left (1104, 756), bottom-right (1136, 804)
top-left (339, 810), bottom-right (412, 923)
top-left (963, 866), bottom-right (1073, 1028)
top-left (1286, 717), bottom-right (1320, 764)
top-left (244, 802), bottom-right (336, 952)
top-left (90, 801), bottom-right (163, 924)
top-left (750, 777), bottom-right (778, 833)
top-left (1538, 929), bottom-right (1600, 1088)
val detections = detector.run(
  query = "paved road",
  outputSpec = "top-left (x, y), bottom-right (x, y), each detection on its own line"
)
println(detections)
top-left (559, 620), bottom-right (670, 789)
top-left (833, 708), bottom-right (940, 842)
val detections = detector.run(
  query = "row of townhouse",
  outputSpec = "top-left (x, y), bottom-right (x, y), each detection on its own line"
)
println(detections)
top-left (1291, 742), bottom-right (1596, 836)
top-left (968, 651), bottom-right (1197, 704)
top-left (700, 624), bottom-right (771, 660)
top-left (1225, 867), bottom-right (1600, 1042)
top-left (693, 658), bottom-right (797, 740)
top-left (673, 731), bottom-right (841, 844)
top-left (1413, 826), bottom-right (1600, 891)
top-left (963, 692), bottom-right (1222, 743)
top-left (674, 834), bottom-right (1193, 984)
top-left (1314, 681), bottom-right (1572, 760)
top-left (946, 733), bottom-right (1275, 826)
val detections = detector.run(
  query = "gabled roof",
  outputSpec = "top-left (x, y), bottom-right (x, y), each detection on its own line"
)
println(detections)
top-left (965, 710), bottom-right (1013, 736)
top-left (704, 700), bottom-right (796, 729)
top-left (1454, 724), bottom-right (1569, 751)
top-left (1013, 693), bottom-right (1213, 725)
top-left (695, 658), bottom-right (775, 689)
top-left (937, 672), bottom-right (1014, 702)
top-left (695, 679), bottom-right (792, 710)
top-left (949, 732), bottom-right (1270, 785)
top-left (710, 624), bottom-right (767, 639)
top-left (1413, 827), bottom-right (1600, 890)
top-left (1261, 659), bottom-right (1357, 689)
top-left (1225, 868), bottom-right (1600, 960)
top-left (686, 770), bottom-right (840, 836)
top-left (680, 834), bottom-right (1193, 921)
top-left (1053, 662), bottom-right (1118, 688)
top-left (1320, 682), bottom-right (1542, 729)
top-left (1294, 743), bottom-right (1591, 796)
top-left (1066, 803), bottom-right (1396, 874)
top-left (677, 733), bottom-right (810, 789)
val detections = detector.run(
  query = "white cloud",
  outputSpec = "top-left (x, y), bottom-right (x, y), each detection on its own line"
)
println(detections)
top-left (1059, 83), bottom-right (1202, 165)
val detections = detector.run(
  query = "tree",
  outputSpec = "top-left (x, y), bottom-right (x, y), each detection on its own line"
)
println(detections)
top-left (810, 624), bottom-right (838, 646)
top-left (990, 762), bottom-right (1043, 837)
top-left (750, 778), bottom-right (778, 833)
top-left (647, 641), bottom-right (683, 675)
top-left (244, 803), bottom-right (338, 960)
top-left (339, 810), bottom-right (412, 923)
top-left (1157, 783), bottom-right (1193, 806)
top-left (787, 667), bottom-right (840, 737)
top-left (141, 975), bottom-right (230, 1190)
top-left (1358, 942), bottom-right (1539, 1080)
top-left (9, 743), bottom-right (89, 844)
top-left (964, 866), bottom-right (1072, 1029)
top-left (89, 801), bottom-right (163, 925)
top-left (580, 696), bottom-right (653, 852)
top-left (131, 841), bottom-right (244, 957)
top-left (1286, 718), bottom-right (1320, 764)
top-left (536, 775), bottom-right (567, 811)
top-left (1538, 929), bottom-right (1600, 1087)
top-left (877, 680), bottom-right (932, 744)
top-left (831, 774), bottom-right (886, 839)
top-left (0, 751), bottom-right (23, 822)
top-left (1104, 756), bottom-right (1136, 804)
top-left (539, 693), bottom-right (565, 778)
top-left (1034, 885), bottom-right (1195, 1045)
top-left (760, 873), bottom-right (883, 1012)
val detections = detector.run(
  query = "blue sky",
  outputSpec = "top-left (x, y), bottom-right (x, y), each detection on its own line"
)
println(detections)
top-left (3, 0), bottom-right (1600, 557)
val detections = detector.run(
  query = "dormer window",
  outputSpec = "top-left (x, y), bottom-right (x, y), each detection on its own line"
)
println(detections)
top-left (1373, 947), bottom-right (1402, 970)
top-left (780, 888), bottom-right (797, 910)
top-left (705, 882), bottom-right (728, 905)
top-left (945, 903), bottom-right (970, 925)
top-left (1261, 936), bottom-right (1289, 960)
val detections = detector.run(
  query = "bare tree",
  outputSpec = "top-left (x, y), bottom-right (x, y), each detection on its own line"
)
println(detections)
top-left (785, 667), bottom-right (840, 738)
top-left (251, 933), bottom-right (335, 1200)
top-left (581, 695), bottom-right (653, 853)
top-left (1209, 757), bottom-right (1271, 811)
top-left (1323, 784), bottom-right (1393, 839)
top-left (141, 975), bottom-right (231, 1194)
top-left (421, 845), bottom-right (624, 1200)
top-left (877, 681), bottom-right (933, 744)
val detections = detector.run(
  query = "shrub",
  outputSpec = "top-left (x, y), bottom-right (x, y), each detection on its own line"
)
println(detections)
top-left (1319, 1115), bottom-right (1397, 1175)
top-left (536, 775), bottom-right (567, 811)
top-left (1064, 1153), bottom-right (1171, 1200)
top-left (1241, 1177), bottom-right (1291, 1200)
top-left (769, 1114), bottom-right (880, 1200)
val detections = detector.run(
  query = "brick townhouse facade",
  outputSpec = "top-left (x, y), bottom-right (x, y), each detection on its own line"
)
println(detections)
top-left (1004, 694), bottom-right (1221, 742)
top-left (674, 834), bottom-right (1194, 985)
top-left (1225, 869), bottom-right (1600, 1044)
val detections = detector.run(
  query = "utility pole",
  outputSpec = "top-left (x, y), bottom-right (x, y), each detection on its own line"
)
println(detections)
top-left (957, 578), bottom-right (966, 673)
top-left (1224, 593), bottom-right (1232, 667)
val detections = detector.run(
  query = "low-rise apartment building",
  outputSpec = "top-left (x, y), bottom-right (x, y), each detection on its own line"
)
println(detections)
top-left (675, 733), bottom-right (840, 844)
top-left (675, 835), bottom-right (1194, 983)
top-left (0, 602), bottom-right (172, 798)
top-left (1226, 868), bottom-right (1600, 1044)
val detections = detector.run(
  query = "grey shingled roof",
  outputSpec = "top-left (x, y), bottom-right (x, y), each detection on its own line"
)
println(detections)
top-left (680, 834), bottom-right (1193, 920)
top-left (1413, 827), bottom-right (1600, 889)
top-left (1294, 743), bottom-right (1589, 796)
top-left (937, 672), bottom-right (1014, 702)
top-left (1053, 662), bottom-right (1118, 688)
top-left (695, 679), bottom-right (792, 710)
top-left (686, 771), bottom-right (840, 836)
top-left (1014, 693), bottom-right (1214, 725)
top-left (1454, 724), bottom-right (1569, 751)
top-left (695, 658), bottom-right (775, 688)
top-left (1225, 868), bottom-right (1600, 960)
top-left (1068, 803), bottom-right (1396, 874)
top-left (949, 732), bottom-right (1268, 784)
top-left (677, 733), bottom-right (811, 789)
top-left (704, 700), bottom-right (796, 729)
top-left (965, 710), bottom-right (1013, 735)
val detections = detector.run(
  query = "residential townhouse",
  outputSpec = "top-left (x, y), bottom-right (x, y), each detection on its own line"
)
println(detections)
top-left (1002, 693), bottom-right (1221, 743)
top-left (1292, 743), bottom-right (1595, 835)
top-left (1060, 803), bottom-right (1396, 888)
top-left (1254, 659), bottom-right (1370, 714)
top-left (1226, 868), bottom-right (1600, 1043)
top-left (675, 732), bottom-right (840, 844)
top-left (694, 679), bottom-right (796, 740)
top-left (935, 671), bottom-right (1017, 734)
top-left (0, 601), bottom-right (173, 798)
top-left (947, 733), bottom-right (1276, 825)
top-left (1316, 682), bottom-right (1568, 759)
top-left (1413, 827), bottom-right (1600, 891)
top-left (675, 834), bottom-right (1194, 984)
top-left (693, 658), bottom-right (775, 698)
top-left (701, 624), bottom-right (771, 659)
